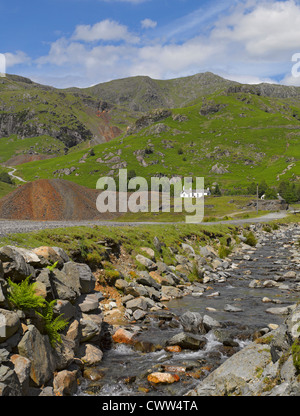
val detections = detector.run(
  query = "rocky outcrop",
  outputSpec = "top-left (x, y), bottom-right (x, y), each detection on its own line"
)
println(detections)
top-left (0, 112), bottom-right (92, 149)
top-left (187, 304), bottom-right (300, 396)
top-left (126, 109), bottom-right (172, 136)
top-left (245, 199), bottom-right (289, 211)
top-left (0, 245), bottom-right (107, 396)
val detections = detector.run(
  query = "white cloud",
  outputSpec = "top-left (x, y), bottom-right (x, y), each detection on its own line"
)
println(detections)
top-left (72, 19), bottom-right (139, 43)
top-left (4, 51), bottom-right (30, 67)
top-left (13, 0), bottom-right (300, 88)
top-left (211, 0), bottom-right (300, 60)
top-left (141, 18), bottom-right (157, 29)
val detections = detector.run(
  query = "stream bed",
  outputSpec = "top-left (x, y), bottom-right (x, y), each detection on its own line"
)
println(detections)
top-left (78, 225), bottom-right (300, 397)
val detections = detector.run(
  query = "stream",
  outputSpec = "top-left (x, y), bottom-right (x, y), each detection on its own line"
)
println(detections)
top-left (78, 224), bottom-right (300, 397)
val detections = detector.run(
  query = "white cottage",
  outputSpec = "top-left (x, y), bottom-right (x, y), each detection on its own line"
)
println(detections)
top-left (180, 187), bottom-right (211, 198)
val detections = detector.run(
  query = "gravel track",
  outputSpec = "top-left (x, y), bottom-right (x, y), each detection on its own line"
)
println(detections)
top-left (0, 212), bottom-right (288, 238)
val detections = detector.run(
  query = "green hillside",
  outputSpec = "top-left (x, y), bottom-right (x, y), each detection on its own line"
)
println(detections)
top-left (13, 87), bottom-right (300, 192)
top-left (1, 71), bottom-right (300, 198)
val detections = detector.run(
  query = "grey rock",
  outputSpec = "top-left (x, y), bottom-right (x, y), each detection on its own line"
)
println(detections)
top-left (224, 304), bottom-right (243, 313)
top-left (167, 332), bottom-right (207, 350)
top-left (125, 285), bottom-right (149, 298)
top-left (135, 254), bottom-right (157, 271)
top-left (180, 311), bottom-right (206, 335)
top-left (18, 325), bottom-right (56, 387)
top-left (76, 293), bottom-right (100, 313)
top-left (161, 286), bottom-right (183, 298)
top-left (133, 309), bottom-right (148, 321)
top-left (0, 365), bottom-right (22, 396)
top-left (136, 271), bottom-right (161, 290)
top-left (53, 299), bottom-right (76, 321)
top-left (203, 315), bottom-right (222, 331)
top-left (0, 308), bottom-right (21, 343)
top-left (0, 246), bottom-right (35, 281)
top-left (115, 279), bottom-right (129, 291)
top-left (63, 262), bottom-right (96, 294)
top-left (126, 297), bottom-right (148, 312)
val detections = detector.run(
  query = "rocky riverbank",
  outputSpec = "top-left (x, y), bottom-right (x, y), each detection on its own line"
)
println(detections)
top-left (1, 221), bottom-right (300, 396)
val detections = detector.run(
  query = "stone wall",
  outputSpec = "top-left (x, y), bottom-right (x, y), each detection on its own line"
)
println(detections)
top-left (0, 245), bottom-right (107, 396)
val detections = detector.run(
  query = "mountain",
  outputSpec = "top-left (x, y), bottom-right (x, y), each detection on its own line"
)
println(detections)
top-left (1, 71), bottom-right (300, 197)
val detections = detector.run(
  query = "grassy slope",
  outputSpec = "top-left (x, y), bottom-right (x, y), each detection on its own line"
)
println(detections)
top-left (14, 90), bottom-right (300, 191)
top-left (0, 76), bottom-right (108, 163)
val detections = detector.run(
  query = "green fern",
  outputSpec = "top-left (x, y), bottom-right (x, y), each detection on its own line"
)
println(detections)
top-left (46, 261), bottom-right (58, 272)
top-left (7, 276), bottom-right (46, 311)
top-left (36, 300), bottom-right (69, 348)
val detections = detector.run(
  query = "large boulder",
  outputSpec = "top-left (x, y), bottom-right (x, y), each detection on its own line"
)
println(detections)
top-left (0, 365), bottom-right (22, 396)
top-left (0, 246), bottom-right (35, 281)
top-left (179, 311), bottom-right (206, 335)
top-left (62, 262), bottom-right (96, 294)
top-left (0, 308), bottom-right (21, 343)
top-left (17, 325), bottom-right (56, 387)
top-left (167, 332), bottom-right (207, 350)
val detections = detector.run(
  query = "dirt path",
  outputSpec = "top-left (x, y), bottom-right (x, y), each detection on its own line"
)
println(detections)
top-left (7, 167), bottom-right (27, 183)
top-left (0, 211), bottom-right (289, 238)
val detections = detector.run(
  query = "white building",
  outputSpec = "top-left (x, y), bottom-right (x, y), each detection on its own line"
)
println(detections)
top-left (180, 187), bottom-right (211, 198)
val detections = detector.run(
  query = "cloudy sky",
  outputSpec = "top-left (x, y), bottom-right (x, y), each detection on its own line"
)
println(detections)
top-left (1, 0), bottom-right (300, 88)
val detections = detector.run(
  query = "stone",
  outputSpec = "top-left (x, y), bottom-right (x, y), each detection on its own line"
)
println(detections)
top-left (78, 344), bottom-right (103, 367)
top-left (148, 372), bottom-right (180, 384)
top-left (153, 237), bottom-right (163, 253)
top-left (181, 243), bottom-right (195, 256)
top-left (224, 304), bottom-right (243, 313)
top-left (0, 246), bottom-right (35, 281)
top-left (0, 308), bottom-right (21, 343)
top-left (10, 354), bottom-right (31, 395)
top-left (126, 297), bottom-right (148, 312)
top-left (203, 315), bottom-right (222, 331)
top-left (179, 311), bottom-right (206, 335)
top-left (188, 342), bottom-right (272, 396)
top-left (53, 299), bottom-right (76, 321)
top-left (135, 255), bottom-right (157, 271)
top-left (133, 309), bottom-right (148, 321)
top-left (17, 325), bottom-right (56, 387)
top-left (80, 318), bottom-right (102, 342)
top-left (53, 370), bottom-right (78, 396)
top-left (53, 335), bottom-right (76, 371)
top-left (0, 365), bottom-right (22, 396)
top-left (165, 346), bottom-right (182, 353)
top-left (266, 305), bottom-right (296, 315)
top-left (115, 279), bottom-right (129, 291)
top-left (140, 247), bottom-right (155, 260)
top-left (52, 247), bottom-right (70, 263)
top-left (112, 328), bottom-right (136, 345)
top-left (76, 293), bottom-right (100, 313)
top-left (33, 246), bottom-right (64, 267)
top-left (51, 269), bottom-right (78, 301)
top-left (167, 332), bottom-right (207, 350)
top-left (283, 271), bottom-right (297, 279)
top-left (161, 286), bottom-right (183, 299)
top-left (62, 262), bottom-right (96, 294)
top-left (200, 246), bottom-right (217, 258)
top-left (125, 285), bottom-right (149, 298)
top-left (136, 271), bottom-right (161, 290)
top-left (149, 271), bottom-right (175, 287)
top-left (10, 247), bottom-right (43, 268)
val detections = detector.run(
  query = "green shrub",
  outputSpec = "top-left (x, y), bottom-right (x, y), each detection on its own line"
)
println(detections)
top-left (244, 231), bottom-right (257, 247)
top-left (291, 339), bottom-right (300, 373)
top-left (0, 171), bottom-right (13, 184)
top-left (218, 245), bottom-right (232, 259)
top-left (36, 300), bottom-right (69, 348)
top-left (8, 276), bottom-right (46, 311)
top-left (8, 277), bottom-right (69, 348)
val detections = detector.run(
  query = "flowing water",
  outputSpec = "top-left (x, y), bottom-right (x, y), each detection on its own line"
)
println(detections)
top-left (78, 225), bottom-right (300, 397)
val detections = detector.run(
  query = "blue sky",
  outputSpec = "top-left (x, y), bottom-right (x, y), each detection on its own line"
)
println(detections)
top-left (1, 0), bottom-right (300, 88)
